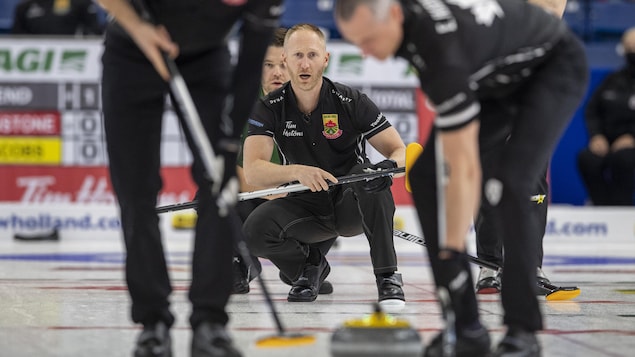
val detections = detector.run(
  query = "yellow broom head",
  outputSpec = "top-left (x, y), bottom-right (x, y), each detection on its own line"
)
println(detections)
top-left (255, 332), bottom-right (316, 348)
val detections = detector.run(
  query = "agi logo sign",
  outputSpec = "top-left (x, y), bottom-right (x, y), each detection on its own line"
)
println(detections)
top-left (0, 48), bottom-right (87, 73)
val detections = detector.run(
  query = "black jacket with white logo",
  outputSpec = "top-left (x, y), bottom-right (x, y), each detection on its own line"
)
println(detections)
top-left (396, 0), bottom-right (566, 131)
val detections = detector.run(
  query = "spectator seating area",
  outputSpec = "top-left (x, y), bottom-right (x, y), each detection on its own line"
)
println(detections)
top-left (282, 0), bottom-right (634, 43)
top-left (281, 0), bottom-right (340, 38)
top-left (564, 0), bottom-right (635, 41)
top-left (1, 0), bottom-right (633, 40)
top-left (0, 0), bottom-right (20, 33)
top-left (0, 0), bottom-right (108, 34)
top-left (278, 0), bottom-right (632, 68)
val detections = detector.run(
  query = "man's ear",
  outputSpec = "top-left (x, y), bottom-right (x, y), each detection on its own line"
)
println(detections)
top-left (391, 1), bottom-right (404, 24)
top-left (616, 43), bottom-right (624, 57)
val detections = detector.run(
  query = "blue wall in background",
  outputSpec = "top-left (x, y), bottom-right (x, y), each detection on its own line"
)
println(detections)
top-left (550, 40), bottom-right (627, 205)
top-left (550, 68), bottom-right (611, 205)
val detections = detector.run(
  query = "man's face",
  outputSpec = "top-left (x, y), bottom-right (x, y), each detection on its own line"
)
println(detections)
top-left (336, 3), bottom-right (403, 60)
top-left (283, 29), bottom-right (329, 92)
top-left (261, 46), bottom-right (288, 95)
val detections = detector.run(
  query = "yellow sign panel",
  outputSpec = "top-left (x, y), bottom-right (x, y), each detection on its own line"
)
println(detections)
top-left (0, 137), bottom-right (61, 164)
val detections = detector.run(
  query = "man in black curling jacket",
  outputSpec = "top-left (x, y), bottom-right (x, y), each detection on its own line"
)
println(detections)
top-left (243, 23), bottom-right (408, 308)
top-left (97, 0), bottom-right (282, 356)
top-left (335, 0), bottom-right (588, 356)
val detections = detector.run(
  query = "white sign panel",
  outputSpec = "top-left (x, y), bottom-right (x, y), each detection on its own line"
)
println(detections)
top-left (0, 37), bottom-right (104, 82)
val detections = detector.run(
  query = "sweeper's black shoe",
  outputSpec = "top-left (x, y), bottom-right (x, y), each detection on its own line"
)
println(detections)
top-left (279, 271), bottom-right (333, 294)
top-left (231, 254), bottom-right (262, 294)
top-left (231, 257), bottom-right (250, 294)
top-left (475, 267), bottom-right (501, 295)
top-left (134, 321), bottom-right (172, 357)
top-left (423, 325), bottom-right (491, 357)
top-left (318, 280), bottom-right (334, 294)
top-left (191, 322), bottom-right (242, 357)
top-left (492, 327), bottom-right (540, 357)
top-left (535, 268), bottom-right (552, 296)
top-left (287, 256), bottom-right (331, 302)
top-left (377, 273), bottom-right (405, 307)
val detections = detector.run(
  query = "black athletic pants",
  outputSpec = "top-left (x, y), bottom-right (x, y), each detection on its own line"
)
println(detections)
top-left (243, 184), bottom-right (398, 281)
top-left (409, 31), bottom-right (588, 332)
top-left (102, 36), bottom-right (236, 328)
top-left (577, 148), bottom-right (635, 205)
top-left (235, 198), bottom-right (266, 273)
top-left (475, 119), bottom-right (548, 269)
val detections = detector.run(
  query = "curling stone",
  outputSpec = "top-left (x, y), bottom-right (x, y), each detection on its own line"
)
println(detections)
top-left (330, 303), bottom-right (422, 357)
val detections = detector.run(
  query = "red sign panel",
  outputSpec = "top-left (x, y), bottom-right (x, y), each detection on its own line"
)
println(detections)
top-left (0, 166), bottom-right (196, 204)
top-left (0, 111), bottom-right (61, 136)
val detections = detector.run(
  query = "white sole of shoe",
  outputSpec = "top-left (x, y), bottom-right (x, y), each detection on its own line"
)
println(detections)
top-left (379, 299), bottom-right (406, 312)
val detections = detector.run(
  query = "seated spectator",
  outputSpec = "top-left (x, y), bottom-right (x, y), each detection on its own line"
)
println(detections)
top-left (11, 0), bottom-right (103, 35)
top-left (577, 27), bottom-right (635, 205)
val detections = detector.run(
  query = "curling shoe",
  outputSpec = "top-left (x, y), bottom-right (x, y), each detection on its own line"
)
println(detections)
top-left (377, 272), bottom-right (406, 309)
top-left (424, 325), bottom-right (491, 357)
top-left (231, 255), bottom-right (262, 294)
top-left (279, 271), bottom-right (333, 294)
top-left (475, 267), bottom-right (502, 294)
top-left (535, 267), bottom-right (552, 296)
top-left (134, 321), bottom-right (172, 357)
top-left (191, 322), bottom-right (242, 357)
top-left (231, 256), bottom-right (250, 294)
top-left (492, 327), bottom-right (540, 357)
top-left (287, 255), bottom-right (331, 302)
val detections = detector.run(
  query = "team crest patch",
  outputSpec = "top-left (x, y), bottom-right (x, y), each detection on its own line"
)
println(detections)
top-left (322, 114), bottom-right (343, 139)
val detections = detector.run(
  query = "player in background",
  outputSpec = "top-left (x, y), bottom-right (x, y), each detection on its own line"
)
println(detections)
top-left (243, 23), bottom-right (407, 307)
top-left (230, 27), bottom-right (288, 294)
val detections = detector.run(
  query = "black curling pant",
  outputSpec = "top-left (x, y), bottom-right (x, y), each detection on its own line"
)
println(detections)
top-left (475, 116), bottom-right (548, 269)
top-left (409, 31), bottom-right (588, 332)
top-left (102, 39), bottom-right (236, 329)
top-left (577, 148), bottom-right (635, 206)
top-left (243, 184), bottom-right (398, 281)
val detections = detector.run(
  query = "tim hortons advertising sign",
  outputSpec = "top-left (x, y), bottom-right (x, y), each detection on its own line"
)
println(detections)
top-left (0, 166), bottom-right (196, 205)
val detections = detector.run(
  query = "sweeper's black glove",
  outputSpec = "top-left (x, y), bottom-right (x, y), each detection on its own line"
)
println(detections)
top-left (349, 159), bottom-right (397, 193)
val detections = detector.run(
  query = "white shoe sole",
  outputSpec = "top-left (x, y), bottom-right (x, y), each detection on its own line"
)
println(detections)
top-left (379, 299), bottom-right (406, 312)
